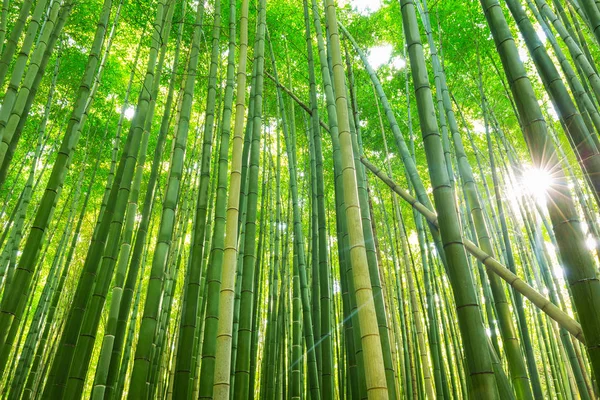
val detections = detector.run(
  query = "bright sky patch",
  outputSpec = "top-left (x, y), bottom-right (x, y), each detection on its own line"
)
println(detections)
top-left (368, 44), bottom-right (406, 71)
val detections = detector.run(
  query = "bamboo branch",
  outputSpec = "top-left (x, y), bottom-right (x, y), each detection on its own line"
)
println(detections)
top-left (265, 71), bottom-right (330, 133)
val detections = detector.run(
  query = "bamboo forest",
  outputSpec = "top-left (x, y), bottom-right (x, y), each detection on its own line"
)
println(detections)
top-left (4, 0), bottom-right (600, 398)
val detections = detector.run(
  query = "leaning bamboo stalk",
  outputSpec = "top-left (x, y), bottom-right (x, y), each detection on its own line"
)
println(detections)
top-left (265, 71), bottom-right (330, 133)
top-left (0, 0), bottom-right (45, 92)
top-left (0, 0), bottom-right (62, 170)
top-left (0, 0), bottom-right (91, 374)
top-left (127, 1), bottom-right (202, 396)
top-left (399, 1), bottom-right (498, 396)
top-left (174, 0), bottom-right (221, 395)
top-left (361, 156), bottom-right (585, 344)
top-left (417, 2), bottom-right (533, 396)
top-left (93, 21), bottom-right (157, 400)
top-left (535, 0), bottom-right (600, 106)
top-left (506, 0), bottom-right (600, 210)
top-left (0, 0), bottom-right (47, 116)
top-left (0, 0), bottom-right (12, 57)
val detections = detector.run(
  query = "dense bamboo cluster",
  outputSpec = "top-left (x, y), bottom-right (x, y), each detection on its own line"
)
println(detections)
top-left (0, 0), bottom-right (600, 398)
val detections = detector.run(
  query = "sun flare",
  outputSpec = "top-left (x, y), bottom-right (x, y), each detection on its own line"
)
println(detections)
top-left (507, 166), bottom-right (554, 205)
top-left (521, 167), bottom-right (553, 197)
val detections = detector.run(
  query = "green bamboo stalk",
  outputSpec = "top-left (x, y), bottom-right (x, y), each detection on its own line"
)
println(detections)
top-left (310, 2), bottom-right (370, 398)
top-left (0, 0), bottom-right (63, 174)
top-left (0, 0), bottom-right (41, 90)
top-left (126, 1), bottom-right (203, 396)
top-left (0, 0), bottom-right (10, 56)
top-left (197, 1), bottom-right (236, 398)
top-left (0, 0), bottom-right (93, 370)
top-left (0, 0), bottom-right (47, 118)
top-left (174, 0), bottom-right (221, 396)
top-left (399, 1), bottom-right (499, 396)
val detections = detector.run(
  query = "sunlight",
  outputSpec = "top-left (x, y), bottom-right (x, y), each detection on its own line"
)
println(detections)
top-left (472, 119), bottom-right (486, 135)
top-left (116, 104), bottom-right (135, 120)
top-left (518, 46), bottom-right (529, 62)
top-left (408, 231), bottom-right (419, 246)
top-left (390, 57), bottom-right (406, 70)
top-left (367, 44), bottom-right (405, 71)
top-left (368, 45), bottom-right (392, 69)
top-left (539, 99), bottom-right (559, 121)
top-left (333, 280), bottom-right (341, 295)
top-left (522, 167), bottom-right (553, 199)
top-left (348, 0), bottom-right (382, 15)
top-left (586, 237), bottom-right (596, 250)
top-left (547, 106), bottom-right (559, 121)
top-left (124, 107), bottom-right (135, 120)
top-left (552, 264), bottom-right (565, 280)
top-left (508, 165), bottom-right (554, 206)
top-left (535, 24), bottom-right (547, 44)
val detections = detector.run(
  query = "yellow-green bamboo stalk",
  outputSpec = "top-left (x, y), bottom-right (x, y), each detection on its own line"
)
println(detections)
top-left (324, 1), bottom-right (388, 398)
top-left (212, 0), bottom-right (250, 397)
